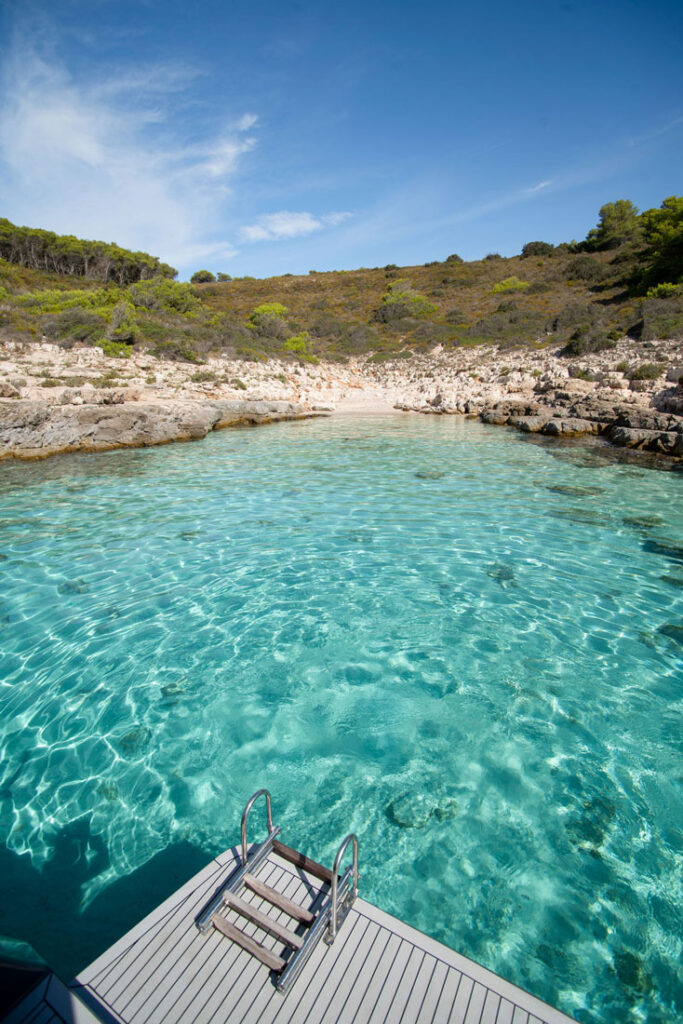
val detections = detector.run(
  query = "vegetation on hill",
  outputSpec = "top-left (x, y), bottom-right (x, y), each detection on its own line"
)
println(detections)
top-left (0, 217), bottom-right (176, 284)
top-left (0, 196), bottom-right (681, 365)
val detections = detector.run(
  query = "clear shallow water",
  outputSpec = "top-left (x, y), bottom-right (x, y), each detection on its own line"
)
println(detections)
top-left (0, 416), bottom-right (681, 1023)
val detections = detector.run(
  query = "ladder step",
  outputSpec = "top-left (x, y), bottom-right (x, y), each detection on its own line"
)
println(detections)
top-left (212, 915), bottom-right (286, 972)
top-left (223, 892), bottom-right (304, 949)
top-left (243, 873), bottom-right (315, 925)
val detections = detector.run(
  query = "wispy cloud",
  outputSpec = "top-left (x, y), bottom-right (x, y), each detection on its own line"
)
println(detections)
top-left (0, 35), bottom-right (256, 274)
top-left (526, 179), bottom-right (552, 194)
top-left (241, 210), bottom-right (352, 242)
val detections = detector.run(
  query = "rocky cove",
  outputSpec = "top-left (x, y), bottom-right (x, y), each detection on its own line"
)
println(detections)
top-left (0, 336), bottom-right (681, 463)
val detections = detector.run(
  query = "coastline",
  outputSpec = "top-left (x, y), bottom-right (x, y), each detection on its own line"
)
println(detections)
top-left (0, 337), bottom-right (681, 463)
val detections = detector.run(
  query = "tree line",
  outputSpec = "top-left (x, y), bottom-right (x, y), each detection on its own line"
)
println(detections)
top-left (0, 218), bottom-right (177, 285)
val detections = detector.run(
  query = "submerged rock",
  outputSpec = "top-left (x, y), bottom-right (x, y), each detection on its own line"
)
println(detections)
top-left (415, 469), bottom-right (445, 480)
top-left (643, 538), bottom-right (683, 564)
top-left (546, 485), bottom-right (605, 497)
top-left (117, 725), bottom-right (152, 756)
top-left (57, 579), bottom-right (89, 594)
top-left (487, 562), bottom-right (515, 584)
top-left (622, 514), bottom-right (663, 530)
top-left (385, 791), bottom-right (458, 828)
top-left (658, 622), bottom-right (683, 644)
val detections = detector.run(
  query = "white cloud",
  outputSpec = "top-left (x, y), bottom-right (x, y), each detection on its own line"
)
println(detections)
top-left (526, 180), bottom-right (552, 194)
top-left (241, 209), bottom-right (351, 242)
top-left (0, 38), bottom-right (255, 275)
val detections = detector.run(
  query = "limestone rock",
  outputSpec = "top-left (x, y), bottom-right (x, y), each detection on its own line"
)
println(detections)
top-left (0, 399), bottom-right (307, 460)
top-left (542, 418), bottom-right (598, 437)
top-left (509, 415), bottom-right (549, 433)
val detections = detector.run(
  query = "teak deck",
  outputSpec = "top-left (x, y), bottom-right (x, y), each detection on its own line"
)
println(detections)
top-left (5, 846), bottom-right (577, 1024)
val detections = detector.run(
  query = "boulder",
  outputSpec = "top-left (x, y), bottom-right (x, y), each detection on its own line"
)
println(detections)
top-left (509, 415), bottom-right (550, 433)
top-left (608, 427), bottom-right (683, 455)
top-left (542, 418), bottom-right (598, 437)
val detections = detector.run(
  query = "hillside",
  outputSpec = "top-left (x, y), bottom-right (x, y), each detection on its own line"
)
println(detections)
top-left (0, 198), bottom-right (681, 367)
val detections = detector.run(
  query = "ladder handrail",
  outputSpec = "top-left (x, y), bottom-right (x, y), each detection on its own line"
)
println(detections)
top-left (328, 833), bottom-right (358, 942)
top-left (241, 788), bottom-right (276, 865)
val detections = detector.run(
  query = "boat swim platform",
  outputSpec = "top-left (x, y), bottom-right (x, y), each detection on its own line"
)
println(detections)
top-left (4, 795), bottom-right (577, 1024)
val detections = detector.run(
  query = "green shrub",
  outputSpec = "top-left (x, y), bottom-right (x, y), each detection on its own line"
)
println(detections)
top-left (367, 348), bottom-right (413, 364)
top-left (560, 327), bottom-right (615, 357)
top-left (646, 282), bottom-right (681, 298)
top-left (569, 367), bottom-right (595, 381)
top-left (521, 241), bottom-right (554, 257)
top-left (634, 295), bottom-right (683, 341)
top-left (445, 253), bottom-right (463, 263)
top-left (230, 378), bottom-right (247, 390)
top-left (629, 362), bottom-right (664, 380)
top-left (128, 279), bottom-right (200, 314)
top-left (374, 280), bottom-right (437, 322)
top-left (99, 339), bottom-right (132, 358)
top-left (190, 270), bottom-right (216, 284)
top-left (484, 253), bottom-right (502, 261)
top-left (106, 300), bottom-right (138, 345)
top-left (492, 276), bottom-right (529, 294)
top-left (565, 255), bottom-right (606, 283)
top-left (190, 370), bottom-right (217, 382)
top-left (284, 331), bottom-right (319, 363)
top-left (42, 307), bottom-right (107, 347)
top-left (615, 360), bottom-right (629, 372)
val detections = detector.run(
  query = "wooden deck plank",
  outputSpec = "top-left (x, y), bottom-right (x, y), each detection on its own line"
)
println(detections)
top-left (244, 873), bottom-right (315, 923)
top-left (324, 921), bottom-right (387, 1023)
top-left (271, 914), bottom-right (368, 1024)
top-left (464, 981), bottom-right (489, 1023)
top-left (180, 869), bottom-right (314, 1024)
top-left (235, 874), bottom-right (332, 1024)
top-left (140, 865), bottom-right (296, 1024)
top-left (145, 860), bottom-right (293, 1023)
top-left (97, 855), bottom-right (236, 1005)
top-left (222, 892), bottom-right (304, 949)
top-left (511, 1007), bottom-right (529, 1024)
top-left (340, 929), bottom-right (399, 1022)
top-left (396, 953), bottom-right (439, 1024)
top-left (272, 840), bottom-right (335, 885)
top-left (118, 863), bottom-right (282, 1024)
top-left (363, 938), bottom-right (418, 1023)
top-left (212, 916), bottom-right (286, 971)
top-left (378, 945), bottom-right (427, 1023)
top-left (415, 958), bottom-right (449, 1023)
top-left (496, 999), bottom-right (515, 1024)
top-left (480, 988), bottom-right (501, 1024)
top-left (450, 974), bottom-right (475, 1022)
top-left (297, 918), bottom-right (380, 1024)
top-left (193, 872), bottom-right (313, 1024)
top-left (82, 851), bottom-right (234, 991)
top-left (430, 965), bottom-right (463, 1023)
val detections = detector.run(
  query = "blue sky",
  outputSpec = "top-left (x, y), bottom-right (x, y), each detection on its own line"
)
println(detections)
top-left (0, 0), bottom-right (681, 281)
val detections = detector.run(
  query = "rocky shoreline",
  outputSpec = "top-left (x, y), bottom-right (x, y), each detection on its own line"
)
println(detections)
top-left (0, 397), bottom-right (313, 460)
top-left (0, 337), bottom-right (681, 463)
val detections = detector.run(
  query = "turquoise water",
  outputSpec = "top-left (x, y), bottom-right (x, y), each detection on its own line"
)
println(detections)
top-left (0, 416), bottom-right (681, 1022)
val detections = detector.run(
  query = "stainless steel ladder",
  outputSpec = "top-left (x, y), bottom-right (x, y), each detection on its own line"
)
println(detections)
top-left (196, 789), bottom-right (359, 995)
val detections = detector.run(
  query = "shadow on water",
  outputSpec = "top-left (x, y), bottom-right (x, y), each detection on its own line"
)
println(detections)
top-left (0, 815), bottom-right (211, 981)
